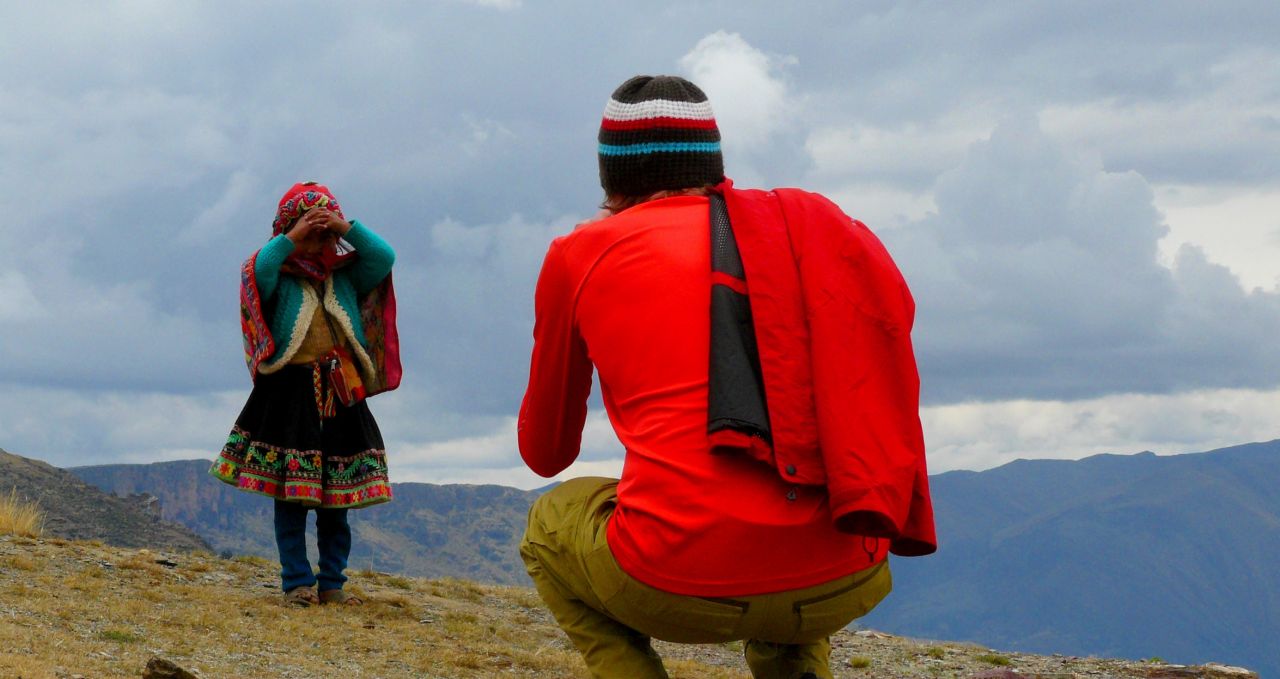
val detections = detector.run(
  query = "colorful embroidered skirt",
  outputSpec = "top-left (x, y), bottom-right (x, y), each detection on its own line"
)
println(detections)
top-left (210, 365), bottom-right (392, 509)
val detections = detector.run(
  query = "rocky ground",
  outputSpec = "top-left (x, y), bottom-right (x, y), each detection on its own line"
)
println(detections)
top-left (0, 534), bottom-right (1257, 678)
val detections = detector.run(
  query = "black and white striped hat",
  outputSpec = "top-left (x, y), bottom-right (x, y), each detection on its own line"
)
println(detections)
top-left (598, 75), bottom-right (725, 197)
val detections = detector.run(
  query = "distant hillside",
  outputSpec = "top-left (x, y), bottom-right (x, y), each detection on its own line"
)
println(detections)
top-left (0, 449), bottom-right (208, 552)
top-left (72, 459), bottom-right (539, 584)
top-left (862, 440), bottom-right (1280, 677)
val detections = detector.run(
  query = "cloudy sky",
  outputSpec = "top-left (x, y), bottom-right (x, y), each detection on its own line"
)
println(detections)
top-left (1, 1), bottom-right (1278, 488)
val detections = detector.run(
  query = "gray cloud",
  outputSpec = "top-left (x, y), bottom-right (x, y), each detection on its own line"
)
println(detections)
top-left (885, 116), bottom-right (1280, 403)
top-left (1, 3), bottom-right (1278, 470)
top-left (399, 213), bottom-right (568, 415)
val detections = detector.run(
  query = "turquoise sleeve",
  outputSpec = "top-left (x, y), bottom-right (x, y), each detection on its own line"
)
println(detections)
top-left (344, 220), bottom-right (397, 294)
top-left (254, 234), bottom-right (296, 300)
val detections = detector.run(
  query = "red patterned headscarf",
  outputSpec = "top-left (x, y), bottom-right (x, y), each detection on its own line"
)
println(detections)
top-left (273, 181), bottom-right (355, 281)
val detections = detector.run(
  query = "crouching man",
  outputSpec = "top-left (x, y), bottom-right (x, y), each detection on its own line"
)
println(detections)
top-left (518, 75), bottom-right (936, 679)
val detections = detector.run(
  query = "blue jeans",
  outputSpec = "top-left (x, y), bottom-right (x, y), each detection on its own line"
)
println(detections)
top-left (273, 499), bottom-right (351, 592)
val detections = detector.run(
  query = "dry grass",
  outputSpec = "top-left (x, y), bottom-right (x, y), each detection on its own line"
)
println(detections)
top-left (0, 535), bottom-right (1255, 678)
top-left (2, 554), bottom-right (37, 571)
top-left (0, 489), bottom-right (44, 538)
top-left (0, 535), bottom-right (594, 678)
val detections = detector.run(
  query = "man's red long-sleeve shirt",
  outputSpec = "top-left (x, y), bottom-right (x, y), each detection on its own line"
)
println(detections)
top-left (518, 195), bottom-right (886, 597)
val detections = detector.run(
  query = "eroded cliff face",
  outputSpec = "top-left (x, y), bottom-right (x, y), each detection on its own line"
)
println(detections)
top-left (0, 449), bottom-right (208, 552)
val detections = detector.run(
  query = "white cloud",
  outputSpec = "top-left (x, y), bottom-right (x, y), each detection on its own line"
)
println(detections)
top-left (0, 259), bottom-right (234, 390)
top-left (402, 212), bottom-right (576, 414)
top-left (0, 387), bottom-right (244, 467)
top-left (456, 0), bottom-right (522, 9)
top-left (388, 412), bottom-right (623, 488)
top-left (389, 410), bottom-right (620, 474)
top-left (430, 217), bottom-right (494, 259)
top-left (180, 170), bottom-right (263, 246)
top-left (462, 116), bottom-right (518, 156)
top-left (1155, 184), bottom-right (1280, 292)
top-left (805, 115), bottom-right (994, 189)
top-left (0, 271), bottom-right (42, 322)
top-left (819, 183), bottom-right (936, 232)
top-left (679, 31), bottom-right (797, 153)
top-left (923, 387), bottom-right (1280, 473)
top-left (411, 457), bottom-right (623, 489)
top-left (0, 87), bottom-right (238, 235)
top-left (6, 379), bottom-right (1275, 489)
top-left (1038, 48), bottom-right (1280, 185)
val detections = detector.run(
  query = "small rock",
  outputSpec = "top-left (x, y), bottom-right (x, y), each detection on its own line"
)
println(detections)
top-left (1147, 668), bottom-right (1204, 678)
top-left (154, 558), bottom-right (178, 568)
top-left (142, 656), bottom-right (199, 679)
top-left (854, 629), bottom-right (892, 639)
top-left (1202, 664), bottom-right (1257, 677)
top-left (968, 671), bottom-right (1021, 679)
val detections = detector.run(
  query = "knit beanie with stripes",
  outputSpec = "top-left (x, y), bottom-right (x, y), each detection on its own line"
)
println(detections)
top-left (598, 75), bottom-right (725, 197)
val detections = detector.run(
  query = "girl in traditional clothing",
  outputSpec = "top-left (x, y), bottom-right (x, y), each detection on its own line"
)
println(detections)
top-left (211, 181), bottom-right (401, 607)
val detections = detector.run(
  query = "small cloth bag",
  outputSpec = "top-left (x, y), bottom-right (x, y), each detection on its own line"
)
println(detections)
top-left (322, 311), bottom-right (366, 407)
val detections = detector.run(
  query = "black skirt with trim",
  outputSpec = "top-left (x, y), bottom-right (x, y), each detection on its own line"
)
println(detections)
top-left (209, 364), bottom-right (391, 509)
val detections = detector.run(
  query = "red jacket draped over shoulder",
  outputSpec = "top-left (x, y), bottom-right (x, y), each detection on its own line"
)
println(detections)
top-left (720, 179), bottom-right (936, 557)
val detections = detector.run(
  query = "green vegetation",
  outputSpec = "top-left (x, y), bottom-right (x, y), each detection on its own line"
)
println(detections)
top-left (384, 575), bottom-right (414, 590)
top-left (98, 629), bottom-right (143, 643)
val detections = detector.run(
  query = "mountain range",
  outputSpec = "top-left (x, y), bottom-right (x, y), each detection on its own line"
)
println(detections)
top-left (4, 439), bottom-right (1275, 675)
top-left (861, 439), bottom-right (1279, 677)
top-left (71, 458), bottom-right (539, 584)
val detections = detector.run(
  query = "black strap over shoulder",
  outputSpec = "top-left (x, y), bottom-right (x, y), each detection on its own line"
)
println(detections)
top-left (711, 193), bottom-right (745, 278)
top-left (708, 193), bottom-right (772, 445)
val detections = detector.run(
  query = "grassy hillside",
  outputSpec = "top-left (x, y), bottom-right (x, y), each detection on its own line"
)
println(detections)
top-left (0, 534), bottom-right (1257, 678)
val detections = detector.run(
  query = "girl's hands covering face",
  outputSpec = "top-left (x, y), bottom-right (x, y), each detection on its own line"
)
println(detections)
top-left (285, 209), bottom-right (342, 252)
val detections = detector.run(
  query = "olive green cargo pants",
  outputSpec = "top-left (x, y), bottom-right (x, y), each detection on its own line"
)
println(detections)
top-left (519, 477), bottom-right (893, 679)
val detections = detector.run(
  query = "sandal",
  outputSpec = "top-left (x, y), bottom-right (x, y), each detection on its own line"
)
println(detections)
top-left (319, 589), bottom-right (364, 606)
top-left (284, 586), bottom-right (319, 607)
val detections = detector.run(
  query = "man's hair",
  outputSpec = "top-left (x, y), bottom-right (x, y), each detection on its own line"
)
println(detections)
top-left (601, 185), bottom-right (715, 214)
